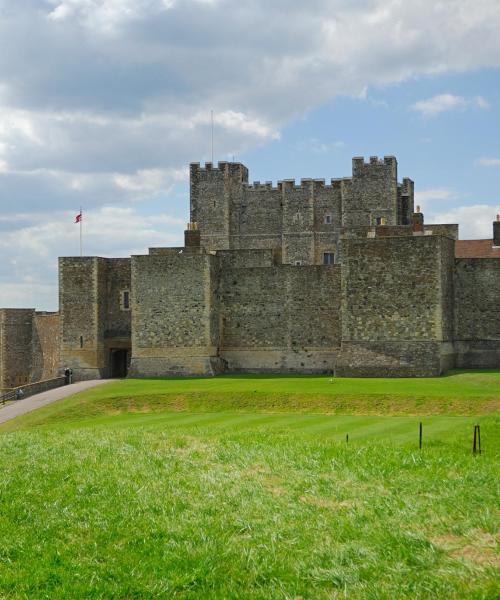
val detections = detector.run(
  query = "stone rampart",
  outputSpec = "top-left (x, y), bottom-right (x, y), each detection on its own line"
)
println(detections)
top-left (0, 309), bottom-right (34, 388)
top-left (336, 234), bottom-right (456, 377)
top-left (454, 258), bottom-right (500, 368)
top-left (220, 263), bottom-right (341, 373)
top-left (32, 312), bottom-right (60, 382)
top-left (129, 251), bottom-right (223, 376)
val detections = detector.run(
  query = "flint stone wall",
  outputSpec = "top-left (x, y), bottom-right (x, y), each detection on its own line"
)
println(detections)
top-left (31, 312), bottom-right (60, 382)
top-left (59, 257), bottom-right (131, 380)
top-left (129, 251), bottom-right (223, 377)
top-left (219, 261), bottom-right (341, 373)
top-left (454, 258), bottom-right (500, 368)
top-left (0, 309), bottom-right (34, 389)
top-left (336, 234), bottom-right (456, 377)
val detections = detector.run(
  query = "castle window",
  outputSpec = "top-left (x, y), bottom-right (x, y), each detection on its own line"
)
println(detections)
top-left (324, 214), bottom-right (332, 224)
top-left (376, 217), bottom-right (383, 225)
top-left (323, 252), bottom-right (334, 265)
top-left (294, 260), bottom-right (302, 266)
top-left (121, 290), bottom-right (130, 311)
top-left (80, 336), bottom-right (83, 348)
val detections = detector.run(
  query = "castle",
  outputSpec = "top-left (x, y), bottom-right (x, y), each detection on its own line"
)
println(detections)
top-left (1, 155), bottom-right (499, 387)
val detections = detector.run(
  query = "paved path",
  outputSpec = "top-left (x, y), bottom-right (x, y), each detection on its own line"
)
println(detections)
top-left (0, 380), bottom-right (113, 425)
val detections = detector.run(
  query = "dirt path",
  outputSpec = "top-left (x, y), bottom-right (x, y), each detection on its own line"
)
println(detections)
top-left (0, 380), bottom-right (112, 425)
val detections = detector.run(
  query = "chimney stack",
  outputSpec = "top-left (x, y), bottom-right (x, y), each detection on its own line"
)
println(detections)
top-left (494, 214), bottom-right (500, 247)
top-left (184, 222), bottom-right (201, 248)
top-left (412, 207), bottom-right (424, 233)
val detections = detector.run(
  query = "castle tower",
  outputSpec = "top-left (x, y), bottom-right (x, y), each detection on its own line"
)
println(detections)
top-left (190, 161), bottom-right (249, 252)
top-left (343, 156), bottom-right (399, 227)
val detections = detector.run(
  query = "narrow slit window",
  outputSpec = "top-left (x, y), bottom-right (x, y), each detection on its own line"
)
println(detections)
top-left (80, 336), bottom-right (83, 348)
top-left (123, 290), bottom-right (130, 310)
top-left (323, 252), bottom-right (334, 265)
top-left (324, 214), bottom-right (332, 224)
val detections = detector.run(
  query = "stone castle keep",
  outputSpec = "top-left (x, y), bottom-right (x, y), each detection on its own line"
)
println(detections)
top-left (1, 155), bottom-right (499, 386)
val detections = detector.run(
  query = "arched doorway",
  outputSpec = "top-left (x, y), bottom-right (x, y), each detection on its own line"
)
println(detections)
top-left (111, 349), bottom-right (129, 378)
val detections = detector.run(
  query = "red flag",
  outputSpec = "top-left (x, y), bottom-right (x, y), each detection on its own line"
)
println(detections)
top-left (75, 212), bottom-right (82, 224)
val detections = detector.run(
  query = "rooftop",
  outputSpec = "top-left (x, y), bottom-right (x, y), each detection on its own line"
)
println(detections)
top-left (455, 239), bottom-right (500, 258)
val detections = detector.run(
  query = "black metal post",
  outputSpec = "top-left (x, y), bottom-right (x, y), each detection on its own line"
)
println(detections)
top-left (419, 421), bottom-right (422, 450)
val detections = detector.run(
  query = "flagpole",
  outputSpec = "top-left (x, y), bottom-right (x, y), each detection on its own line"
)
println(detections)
top-left (80, 206), bottom-right (83, 257)
top-left (211, 110), bottom-right (214, 163)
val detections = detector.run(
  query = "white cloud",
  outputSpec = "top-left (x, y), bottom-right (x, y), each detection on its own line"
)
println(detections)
top-left (417, 188), bottom-right (455, 201)
top-left (476, 157), bottom-right (500, 167)
top-left (47, 0), bottom-right (176, 31)
top-left (113, 168), bottom-right (187, 194)
top-left (428, 204), bottom-right (500, 239)
top-left (294, 138), bottom-right (344, 154)
top-left (411, 94), bottom-right (489, 117)
top-left (415, 188), bottom-right (456, 210)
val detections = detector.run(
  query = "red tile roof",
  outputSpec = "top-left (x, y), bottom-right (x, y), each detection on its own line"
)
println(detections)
top-left (455, 239), bottom-right (500, 258)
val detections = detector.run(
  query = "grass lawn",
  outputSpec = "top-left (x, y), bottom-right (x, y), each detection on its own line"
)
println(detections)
top-left (0, 372), bottom-right (498, 598)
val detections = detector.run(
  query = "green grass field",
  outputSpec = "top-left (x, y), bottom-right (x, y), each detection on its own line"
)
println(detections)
top-left (0, 372), bottom-right (498, 598)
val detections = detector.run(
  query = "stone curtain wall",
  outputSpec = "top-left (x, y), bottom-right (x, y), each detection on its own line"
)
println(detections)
top-left (127, 248), bottom-right (340, 376)
top-left (0, 309), bottom-right (34, 388)
top-left (31, 312), bottom-right (60, 382)
top-left (455, 258), bottom-right (500, 368)
top-left (0, 310), bottom-right (59, 388)
top-left (336, 234), bottom-right (456, 377)
top-left (438, 235), bottom-right (457, 372)
top-left (129, 251), bottom-right (223, 376)
top-left (219, 258), bottom-right (341, 373)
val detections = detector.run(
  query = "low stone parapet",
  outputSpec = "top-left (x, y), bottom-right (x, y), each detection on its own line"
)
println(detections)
top-left (11, 377), bottom-right (66, 400)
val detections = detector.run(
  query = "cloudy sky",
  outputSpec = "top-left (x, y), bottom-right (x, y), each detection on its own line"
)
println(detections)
top-left (1, 0), bottom-right (499, 310)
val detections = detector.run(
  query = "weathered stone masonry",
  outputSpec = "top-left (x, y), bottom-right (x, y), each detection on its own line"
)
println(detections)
top-left (1, 156), bottom-right (499, 382)
top-left (0, 309), bottom-right (59, 389)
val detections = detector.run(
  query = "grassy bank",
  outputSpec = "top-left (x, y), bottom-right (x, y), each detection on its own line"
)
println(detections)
top-left (0, 372), bottom-right (498, 598)
top-left (2, 371), bottom-right (499, 433)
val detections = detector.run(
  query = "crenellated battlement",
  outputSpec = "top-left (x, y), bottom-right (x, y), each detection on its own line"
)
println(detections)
top-left (352, 155), bottom-right (397, 169)
top-left (190, 160), bottom-right (248, 173)
top-left (242, 177), bottom-right (339, 191)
